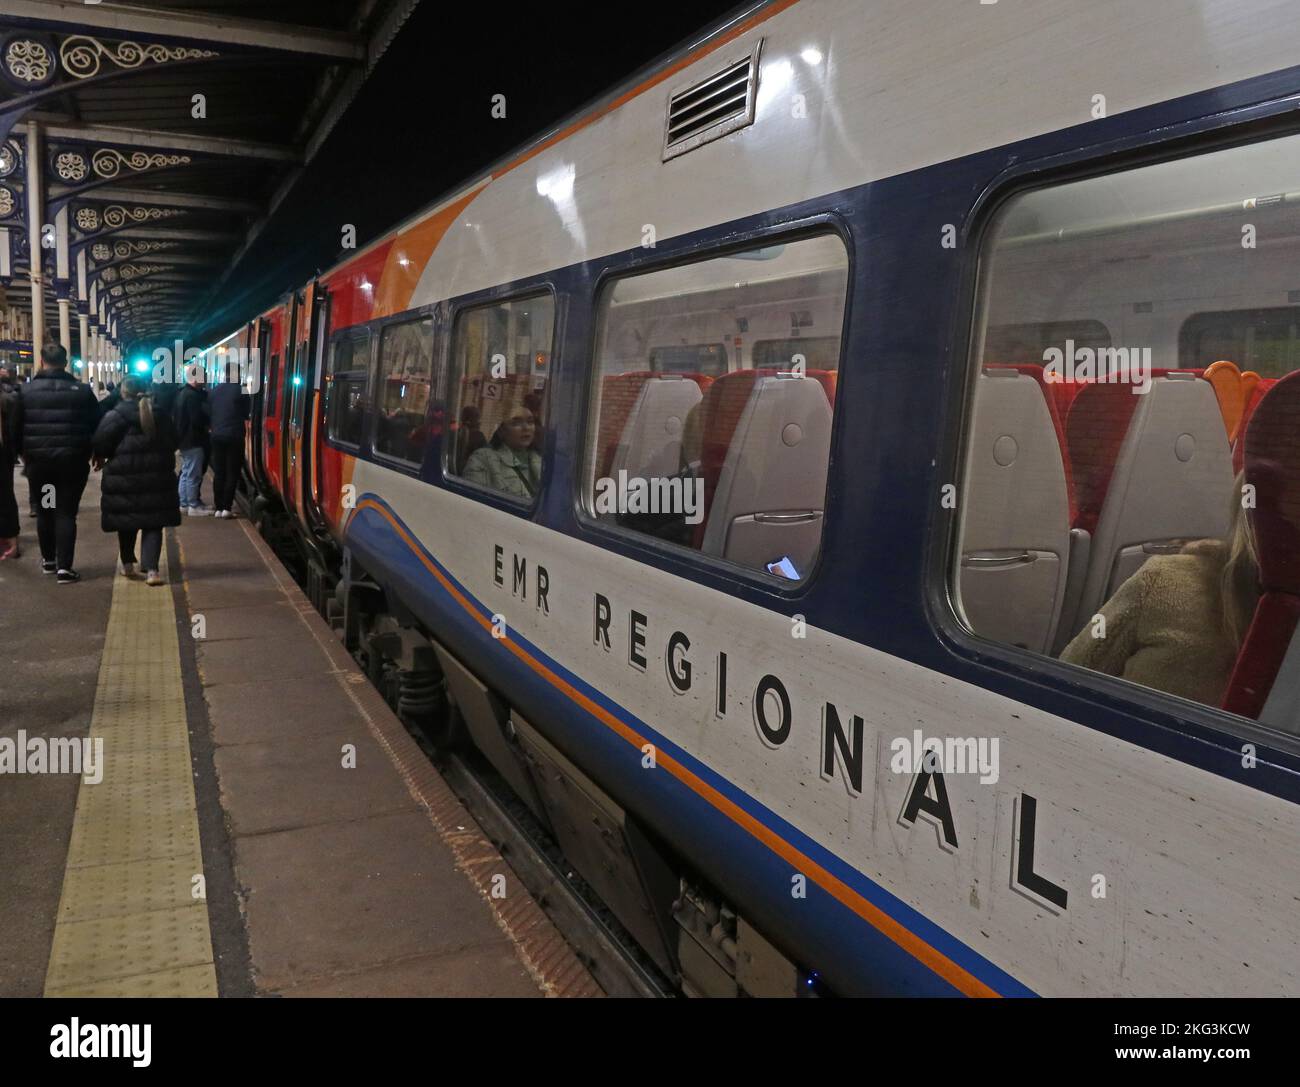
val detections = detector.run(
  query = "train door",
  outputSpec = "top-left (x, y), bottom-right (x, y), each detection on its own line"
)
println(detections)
top-left (286, 289), bottom-right (311, 520)
top-left (245, 320), bottom-right (270, 494)
top-left (303, 284), bottom-right (332, 536)
top-left (277, 302), bottom-right (299, 501)
top-left (261, 312), bottom-right (285, 499)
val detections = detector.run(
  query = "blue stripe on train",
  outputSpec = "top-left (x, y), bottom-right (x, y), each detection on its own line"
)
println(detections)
top-left (348, 494), bottom-right (1037, 997)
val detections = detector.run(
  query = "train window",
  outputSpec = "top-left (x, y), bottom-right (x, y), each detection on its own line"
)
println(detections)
top-left (584, 233), bottom-right (848, 581)
top-left (325, 328), bottom-right (370, 447)
top-left (984, 321), bottom-right (1111, 367)
top-left (446, 293), bottom-right (554, 500)
top-left (1180, 307), bottom-right (1300, 377)
top-left (266, 352), bottom-right (280, 415)
top-left (648, 342), bottom-right (728, 376)
top-left (374, 316), bottom-right (434, 463)
top-left (752, 336), bottom-right (842, 371)
top-left (953, 131), bottom-right (1300, 732)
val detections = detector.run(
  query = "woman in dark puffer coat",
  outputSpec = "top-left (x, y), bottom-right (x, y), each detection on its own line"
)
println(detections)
top-left (93, 376), bottom-right (182, 585)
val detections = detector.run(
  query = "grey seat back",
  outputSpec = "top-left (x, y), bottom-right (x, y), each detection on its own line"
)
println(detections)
top-left (611, 375), bottom-right (703, 481)
top-left (1076, 374), bottom-right (1235, 627)
top-left (958, 369), bottom-right (1072, 653)
top-left (700, 375), bottom-right (832, 578)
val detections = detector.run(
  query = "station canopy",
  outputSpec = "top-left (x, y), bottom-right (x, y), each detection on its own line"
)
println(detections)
top-left (0, 0), bottom-right (419, 366)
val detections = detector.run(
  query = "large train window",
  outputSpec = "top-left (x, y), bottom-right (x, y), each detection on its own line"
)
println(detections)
top-left (446, 293), bottom-right (554, 500)
top-left (265, 352), bottom-right (280, 415)
top-left (373, 316), bottom-right (434, 464)
top-left (325, 327), bottom-right (370, 447)
top-left (584, 233), bottom-right (848, 582)
top-left (953, 131), bottom-right (1300, 733)
top-left (1179, 307), bottom-right (1300, 377)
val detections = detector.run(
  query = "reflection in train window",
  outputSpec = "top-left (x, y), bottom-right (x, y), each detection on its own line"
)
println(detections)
top-left (446, 293), bottom-right (553, 500)
top-left (751, 336), bottom-right (843, 371)
top-left (954, 132), bottom-right (1300, 734)
top-left (374, 317), bottom-right (434, 463)
top-left (266, 352), bottom-right (280, 415)
top-left (649, 342), bottom-right (727, 376)
top-left (983, 321), bottom-right (1111, 367)
top-left (1180, 306), bottom-right (1300, 378)
top-left (326, 328), bottom-right (371, 447)
top-left (585, 233), bottom-right (848, 582)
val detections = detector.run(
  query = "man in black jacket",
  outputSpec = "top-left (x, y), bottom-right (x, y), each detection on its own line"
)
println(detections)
top-left (207, 374), bottom-right (249, 518)
top-left (0, 363), bottom-right (19, 558)
top-left (173, 371), bottom-right (211, 515)
top-left (12, 344), bottom-right (101, 582)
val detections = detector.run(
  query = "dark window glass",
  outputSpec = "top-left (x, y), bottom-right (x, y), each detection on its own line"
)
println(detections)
top-left (1180, 307), bottom-right (1300, 378)
top-left (586, 233), bottom-right (849, 581)
top-left (955, 132), bottom-right (1300, 731)
top-left (325, 329), bottom-right (370, 447)
top-left (447, 294), bottom-right (554, 499)
top-left (374, 317), bottom-right (434, 463)
top-left (648, 343), bottom-right (728, 376)
top-left (751, 336), bottom-right (843, 371)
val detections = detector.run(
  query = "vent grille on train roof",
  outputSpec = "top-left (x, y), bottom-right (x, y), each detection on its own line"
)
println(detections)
top-left (662, 39), bottom-right (763, 162)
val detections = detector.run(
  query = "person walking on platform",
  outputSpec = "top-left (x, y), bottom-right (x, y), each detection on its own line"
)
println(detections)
top-left (93, 376), bottom-right (181, 586)
top-left (174, 369), bottom-right (212, 515)
top-left (10, 344), bottom-right (100, 583)
top-left (208, 372), bottom-right (249, 519)
top-left (0, 363), bottom-right (20, 558)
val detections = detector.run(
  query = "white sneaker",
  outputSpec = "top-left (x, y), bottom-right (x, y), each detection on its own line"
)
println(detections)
top-left (215, 509), bottom-right (229, 519)
top-left (187, 504), bottom-right (214, 517)
top-left (119, 562), bottom-right (139, 579)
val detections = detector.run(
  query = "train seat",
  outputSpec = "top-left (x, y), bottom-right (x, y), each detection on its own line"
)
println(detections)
top-left (594, 371), bottom-right (656, 480)
top-left (1222, 371), bottom-right (1300, 727)
top-left (1233, 375), bottom-right (1277, 474)
top-left (806, 368), bottom-right (838, 406)
top-left (698, 372), bottom-right (832, 577)
top-left (984, 362), bottom-right (1076, 520)
top-left (608, 374), bottom-right (706, 481)
top-left (959, 369), bottom-right (1072, 653)
top-left (1202, 360), bottom-right (1246, 442)
top-left (1069, 372), bottom-right (1235, 635)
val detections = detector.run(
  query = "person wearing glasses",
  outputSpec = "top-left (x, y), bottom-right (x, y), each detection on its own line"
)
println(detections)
top-left (463, 409), bottom-right (541, 499)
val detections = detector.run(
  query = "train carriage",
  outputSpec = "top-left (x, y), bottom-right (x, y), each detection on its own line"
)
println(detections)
top-left (211, 0), bottom-right (1300, 996)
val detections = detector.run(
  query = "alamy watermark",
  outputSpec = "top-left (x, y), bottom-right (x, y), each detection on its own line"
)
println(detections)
top-left (889, 728), bottom-right (1000, 785)
top-left (1042, 340), bottom-right (1152, 395)
top-left (593, 470), bottom-right (705, 525)
top-left (147, 340), bottom-right (261, 394)
top-left (0, 731), bottom-right (103, 784)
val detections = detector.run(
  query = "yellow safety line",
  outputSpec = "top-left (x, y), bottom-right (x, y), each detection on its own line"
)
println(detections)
top-left (43, 542), bottom-right (218, 997)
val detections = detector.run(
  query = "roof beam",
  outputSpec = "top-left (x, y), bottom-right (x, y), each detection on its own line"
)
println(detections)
top-left (113, 228), bottom-right (239, 242)
top-left (82, 187), bottom-right (260, 214)
top-left (19, 120), bottom-right (299, 162)
top-left (2, 1), bottom-right (364, 61)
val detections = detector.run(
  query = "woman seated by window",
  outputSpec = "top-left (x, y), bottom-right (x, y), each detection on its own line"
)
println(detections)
top-left (1060, 476), bottom-right (1260, 708)
top-left (463, 407), bottom-right (541, 499)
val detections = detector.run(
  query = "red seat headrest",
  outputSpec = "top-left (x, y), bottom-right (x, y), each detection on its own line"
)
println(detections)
top-left (1242, 370), bottom-right (1300, 595)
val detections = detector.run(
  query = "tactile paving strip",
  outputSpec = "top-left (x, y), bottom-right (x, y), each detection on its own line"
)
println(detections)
top-left (44, 548), bottom-right (218, 997)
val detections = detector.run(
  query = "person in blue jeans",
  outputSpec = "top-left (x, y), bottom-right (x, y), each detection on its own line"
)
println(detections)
top-left (173, 372), bottom-right (212, 515)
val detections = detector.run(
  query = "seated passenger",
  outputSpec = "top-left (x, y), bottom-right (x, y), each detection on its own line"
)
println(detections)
top-left (455, 405), bottom-right (487, 473)
top-left (463, 409), bottom-right (541, 498)
top-left (523, 390), bottom-right (545, 453)
top-left (1059, 477), bottom-right (1260, 707)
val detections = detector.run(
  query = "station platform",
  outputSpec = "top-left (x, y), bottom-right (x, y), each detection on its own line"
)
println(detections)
top-left (0, 471), bottom-right (600, 998)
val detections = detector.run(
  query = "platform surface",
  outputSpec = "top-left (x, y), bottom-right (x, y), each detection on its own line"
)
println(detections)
top-left (0, 470), bottom-right (599, 998)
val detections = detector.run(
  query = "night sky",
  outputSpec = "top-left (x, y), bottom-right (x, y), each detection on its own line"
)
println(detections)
top-left (191, 0), bottom-right (748, 344)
